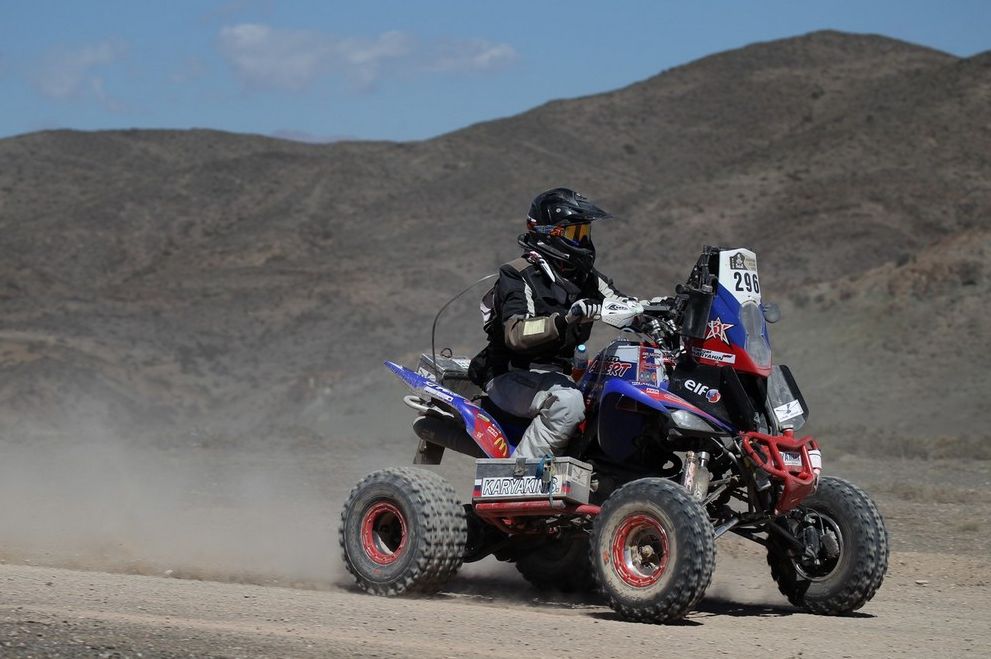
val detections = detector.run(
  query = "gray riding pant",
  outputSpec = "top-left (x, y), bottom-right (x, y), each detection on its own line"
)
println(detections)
top-left (485, 369), bottom-right (585, 458)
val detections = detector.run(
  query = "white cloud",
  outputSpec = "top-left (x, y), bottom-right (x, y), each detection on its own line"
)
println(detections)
top-left (216, 23), bottom-right (518, 92)
top-left (217, 23), bottom-right (328, 91)
top-left (31, 40), bottom-right (127, 109)
top-left (423, 39), bottom-right (519, 73)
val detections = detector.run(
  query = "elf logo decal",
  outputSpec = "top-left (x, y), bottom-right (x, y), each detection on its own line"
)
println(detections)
top-left (685, 379), bottom-right (721, 404)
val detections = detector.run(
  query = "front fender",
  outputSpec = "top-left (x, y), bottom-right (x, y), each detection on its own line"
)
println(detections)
top-left (597, 378), bottom-right (732, 461)
top-left (604, 379), bottom-right (731, 431)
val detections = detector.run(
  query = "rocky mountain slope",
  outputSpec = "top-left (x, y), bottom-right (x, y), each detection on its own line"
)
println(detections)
top-left (0, 30), bottom-right (987, 452)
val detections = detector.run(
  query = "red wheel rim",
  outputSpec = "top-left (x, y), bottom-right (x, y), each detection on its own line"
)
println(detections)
top-left (611, 513), bottom-right (670, 587)
top-left (360, 501), bottom-right (408, 565)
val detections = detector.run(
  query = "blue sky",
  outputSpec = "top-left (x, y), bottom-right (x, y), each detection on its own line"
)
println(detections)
top-left (1, 1), bottom-right (988, 142)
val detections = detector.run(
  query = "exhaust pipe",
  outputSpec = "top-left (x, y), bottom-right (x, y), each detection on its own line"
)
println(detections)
top-left (412, 415), bottom-right (486, 464)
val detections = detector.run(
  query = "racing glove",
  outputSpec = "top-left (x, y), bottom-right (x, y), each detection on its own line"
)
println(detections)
top-left (565, 299), bottom-right (602, 324)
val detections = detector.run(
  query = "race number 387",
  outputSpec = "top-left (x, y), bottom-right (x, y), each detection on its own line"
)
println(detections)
top-left (733, 271), bottom-right (760, 294)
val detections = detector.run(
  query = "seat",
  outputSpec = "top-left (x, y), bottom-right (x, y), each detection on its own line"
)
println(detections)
top-left (478, 396), bottom-right (531, 447)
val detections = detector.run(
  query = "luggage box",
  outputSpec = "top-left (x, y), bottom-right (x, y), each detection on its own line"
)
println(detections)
top-left (417, 353), bottom-right (480, 399)
top-left (472, 457), bottom-right (593, 505)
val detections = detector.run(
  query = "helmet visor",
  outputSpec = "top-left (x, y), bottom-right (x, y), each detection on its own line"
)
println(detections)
top-left (558, 222), bottom-right (591, 245)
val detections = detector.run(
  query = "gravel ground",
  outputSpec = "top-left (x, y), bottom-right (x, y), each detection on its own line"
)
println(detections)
top-left (2, 442), bottom-right (988, 658)
top-left (1, 544), bottom-right (988, 658)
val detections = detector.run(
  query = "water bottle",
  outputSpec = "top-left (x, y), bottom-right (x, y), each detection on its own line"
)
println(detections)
top-left (572, 344), bottom-right (588, 382)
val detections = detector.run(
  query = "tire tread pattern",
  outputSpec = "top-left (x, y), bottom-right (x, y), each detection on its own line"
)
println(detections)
top-left (591, 478), bottom-right (716, 623)
top-left (339, 467), bottom-right (467, 596)
top-left (768, 476), bottom-right (889, 615)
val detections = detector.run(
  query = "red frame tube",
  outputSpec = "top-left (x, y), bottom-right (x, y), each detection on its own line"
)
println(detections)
top-left (473, 500), bottom-right (600, 533)
top-left (740, 428), bottom-right (819, 513)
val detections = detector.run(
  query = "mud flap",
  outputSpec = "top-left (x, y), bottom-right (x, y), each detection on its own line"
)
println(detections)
top-left (413, 437), bottom-right (445, 465)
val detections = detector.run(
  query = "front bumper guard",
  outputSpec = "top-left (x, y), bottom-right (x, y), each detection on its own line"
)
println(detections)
top-left (740, 429), bottom-right (820, 514)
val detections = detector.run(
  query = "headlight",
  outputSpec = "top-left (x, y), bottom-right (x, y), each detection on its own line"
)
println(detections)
top-left (671, 410), bottom-right (717, 432)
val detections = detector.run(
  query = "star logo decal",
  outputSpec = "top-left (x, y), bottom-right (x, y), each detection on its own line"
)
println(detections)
top-left (705, 317), bottom-right (734, 344)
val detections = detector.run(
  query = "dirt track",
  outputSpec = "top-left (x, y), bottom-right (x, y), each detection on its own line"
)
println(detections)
top-left (2, 443), bottom-right (990, 657)
top-left (3, 542), bottom-right (988, 658)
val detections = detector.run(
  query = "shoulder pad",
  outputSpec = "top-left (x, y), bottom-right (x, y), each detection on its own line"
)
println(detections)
top-left (503, 257), bottom-right (531, 273)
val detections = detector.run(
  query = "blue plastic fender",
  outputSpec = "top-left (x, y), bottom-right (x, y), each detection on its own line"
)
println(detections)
top-left (596, 377), bottom-right (733, 461)
top-left (384, 361), bottom-right (514, 458)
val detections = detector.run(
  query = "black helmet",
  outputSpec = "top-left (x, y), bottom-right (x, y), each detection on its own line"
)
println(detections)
top-left (520, 188), bottom-right (612, 275)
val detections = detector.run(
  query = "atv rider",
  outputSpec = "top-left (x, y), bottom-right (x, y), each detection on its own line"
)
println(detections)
top-left (469, 188), bottom-right (625, 459)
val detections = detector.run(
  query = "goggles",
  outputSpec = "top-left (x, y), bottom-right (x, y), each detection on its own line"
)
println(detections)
top-left (548, 222), bottom-right (591, 245)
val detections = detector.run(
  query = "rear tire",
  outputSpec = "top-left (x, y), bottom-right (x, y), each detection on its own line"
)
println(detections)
top-left (340, 467), bottom-right (467, 595)
top-left (767, 476), bottom-right (889, 614)
top-left (516, 535), bottom-right (597, 593)
top-left (590, 478), bottom-right (715, 623)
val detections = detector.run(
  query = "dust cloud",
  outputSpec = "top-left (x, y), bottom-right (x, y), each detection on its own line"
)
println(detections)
top-left (0, 417), bottom-right (398, 587)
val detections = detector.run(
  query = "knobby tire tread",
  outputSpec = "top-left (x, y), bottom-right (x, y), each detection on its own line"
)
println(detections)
top-left (767, 476), bottom-right (889, 615)
top-left (339, 467), bottom-right (467, 596)
top-left (592, 478), bottom-right (715, 623)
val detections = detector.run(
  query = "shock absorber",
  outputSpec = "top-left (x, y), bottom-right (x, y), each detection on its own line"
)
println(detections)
top-left (681, 451), bottom-right (712, 502)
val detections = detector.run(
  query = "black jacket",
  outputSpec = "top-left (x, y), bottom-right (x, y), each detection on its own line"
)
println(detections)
top-left (469, 253), bottom-right (622, 384)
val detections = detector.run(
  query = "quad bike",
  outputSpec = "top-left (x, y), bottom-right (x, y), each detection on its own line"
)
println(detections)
top-left (340, 246), bottom-right (889, 623)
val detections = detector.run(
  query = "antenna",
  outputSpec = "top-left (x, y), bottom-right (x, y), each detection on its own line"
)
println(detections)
top-left (431, 273), bottom-right (498, 376)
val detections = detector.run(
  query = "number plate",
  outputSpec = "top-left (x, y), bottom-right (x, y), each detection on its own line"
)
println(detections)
top-left (719, 248), bottom-right (761, 305)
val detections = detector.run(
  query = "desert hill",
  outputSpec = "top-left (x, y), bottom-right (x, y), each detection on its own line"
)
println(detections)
top-left (0, 30), bottom-right (987, 453)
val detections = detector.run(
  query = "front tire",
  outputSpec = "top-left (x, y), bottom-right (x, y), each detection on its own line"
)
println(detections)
top-left (339, 467), bottom-right (467, 595)
top-left (767, 476), bottom-right (889, 614)
top-left (590, 478), bottom-right (715, 623)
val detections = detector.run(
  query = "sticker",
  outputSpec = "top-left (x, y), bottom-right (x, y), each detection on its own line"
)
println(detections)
top-left (781, 451), bottom-right (803, 467)
top-left (478, 476), bottom-right (559, 498)
top-left (637, 347), bottom-right (665, 384)
top-left (731, 271), bottom-right (761, 295)
top-left (522, 318), bottom-right (547, 337)
top-left (728, 252), bottom-right (757, 271)
top-left (423, 385), bottom-right (454, 402)
top-left (720, 249), bottom-right (761, 305)
top-left (774, 400), bottom-right (804, 422)
top-left (705, 317), bottom-right (734, 344)
top-left (692, 347), bottom-right (737, 364)
top-left (474, 413), bottom-right (509, 458)
top-left (684, 378), bottom-right (721, 404)
top-left (589, 356), bottom-right (634, 378)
